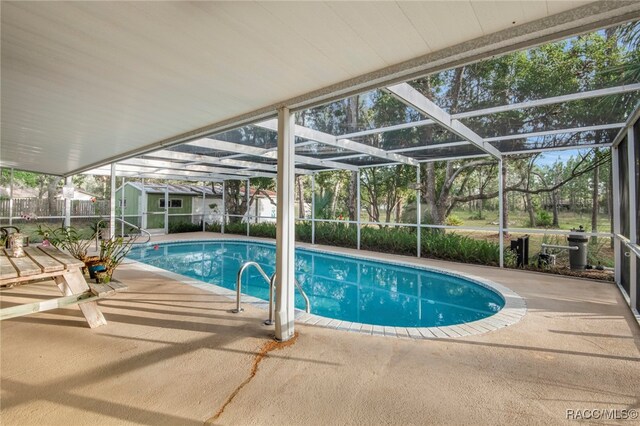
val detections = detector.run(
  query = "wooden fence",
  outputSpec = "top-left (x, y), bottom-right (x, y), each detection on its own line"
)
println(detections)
top-left (0, 198), bottom-right (111, 218)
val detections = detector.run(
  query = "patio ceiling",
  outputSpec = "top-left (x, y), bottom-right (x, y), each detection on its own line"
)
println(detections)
top-left (2, 1), bottom-right (640, 177)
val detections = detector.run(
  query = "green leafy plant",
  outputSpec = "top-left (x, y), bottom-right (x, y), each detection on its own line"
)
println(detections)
top-left (168, 221), bottom-right (201, 234)
top-left (445, 214), bottom-right (464, 226)
top-left (35, 225), bottom-right (93, 262)
top-left (98, 236), bottom-right (138, 282)
top-left (467, 210), bottom-right (485, 220)
top-left (248, 222), bottom-right (277, 239)
top-left (535, 210), bottom-right (553, 227)
top-left (206, 222), bottom-right (222, 233)
top-left (203, 221), bottom-right (509, 267)
top-left (89, 219), bottom-right (107, 234)
top-left (224, 222), bottom-right (247, 235)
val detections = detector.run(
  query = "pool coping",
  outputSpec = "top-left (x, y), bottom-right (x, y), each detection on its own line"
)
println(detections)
top-left (124, 238), bottom-right (527, 339)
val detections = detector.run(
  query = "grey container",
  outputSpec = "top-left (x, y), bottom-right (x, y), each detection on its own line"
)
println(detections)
top-left (567, 227), bottom-right (589, 270)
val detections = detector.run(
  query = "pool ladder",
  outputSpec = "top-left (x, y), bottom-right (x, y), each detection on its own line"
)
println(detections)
top-left (233, 261), bottom-right (310, 325)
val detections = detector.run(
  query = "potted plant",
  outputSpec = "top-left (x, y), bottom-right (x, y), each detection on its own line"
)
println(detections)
top-left (94, 235), bottom-right (138, 283)
top-left (35, 225), bottom-right (93, 263)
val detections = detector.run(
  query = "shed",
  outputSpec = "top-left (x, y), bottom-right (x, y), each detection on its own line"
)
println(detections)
top-left (115, 182), bottom-right (219, 230)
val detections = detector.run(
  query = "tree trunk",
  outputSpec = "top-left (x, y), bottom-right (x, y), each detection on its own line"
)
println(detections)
top-left (424, 162), bottom-right (437, 224)
top-left (591, 149), bottom-right (600, 243)
top-left (348, 172), bottom-right (357, 221)
top-left (331, 181), bottom-right (340, 218)
top-left (526, 192), bottom-right (536, 227)
top-left (501, 161), bottom-right (509, 238)
top-left (552, 190), bottom-right (560, 227)
top-left (225, 180), bottom-right (243, 224)
top-left (47, 177), bottom-right (62, 216)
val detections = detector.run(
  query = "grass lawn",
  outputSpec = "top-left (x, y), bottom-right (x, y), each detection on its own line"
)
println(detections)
top-left (446, 208), bottom-right (611, 232)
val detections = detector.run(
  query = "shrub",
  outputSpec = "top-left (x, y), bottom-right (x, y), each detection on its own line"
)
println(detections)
top-left (445, 214), bottom-right (464, 226)
top-left (249, 222), bottom-right (277, 239)
top-left (206, 222), bottom-right (222, 233)
top-left (197, 221), bottom-right (507, 267)
top-left (467, 210), bottom-right (485, 220)
top-left (361, 226), bottom-right (416, 256)
top-left (224, 222), bottom-right (247, 235)
top-left (168, 221), bottom-right (201, 234)
top-left (535, 210), bottom-right (553, 227)
top-left (421, 229), bottom-right (504, 266)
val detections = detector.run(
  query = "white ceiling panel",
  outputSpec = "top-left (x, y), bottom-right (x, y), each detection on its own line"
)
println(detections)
top-left (1, 1), bottom-right (634, 176)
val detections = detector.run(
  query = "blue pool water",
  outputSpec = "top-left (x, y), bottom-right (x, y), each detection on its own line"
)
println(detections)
top-left (127, 240), bottom-right (504, 328)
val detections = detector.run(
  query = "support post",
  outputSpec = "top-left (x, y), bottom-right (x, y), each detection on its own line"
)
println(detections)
top-left (311, 173), bottom-right (315, 245)
top-left (356, 170), bottom-right (361, 250)
top-left (202, 188), bottom-right (206, 232)
top-left (612, 146), bottom-right (621, 284)
top-left (141, 178), bottom-right (147, 229)
top-left (246, 178), bottom-right (250, 236)
top-left (164, 184), bottom-right (169, 235)
top-left (64, 176), bottom-right (72, 228)
top-left (498, 158), bottom-right (504, 268)
top-left (9, 168), bottom-right (14, 226)
top-left (222, 180), bottom-right (226, 234)
top-left (627, 126), bottom-right (637, 310)
top-left (275, 106), bottom-right (295, 342)
top-left (416, 165), bottom-right (421, 258)
top-left (121, 177), bottom-right (125, 236)
top-left (109, 164), bottom-right (116, 239)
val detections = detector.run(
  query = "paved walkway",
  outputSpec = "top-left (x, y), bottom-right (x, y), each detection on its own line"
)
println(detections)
top-left (1, 233), bottom-right (638, 425)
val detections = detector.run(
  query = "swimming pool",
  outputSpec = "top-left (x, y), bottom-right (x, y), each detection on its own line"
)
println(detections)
top-left (127, 240), bottom-right (523, 331)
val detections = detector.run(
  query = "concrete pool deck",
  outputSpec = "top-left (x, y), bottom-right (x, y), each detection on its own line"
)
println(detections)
top-left (1, 232), bottom-right (639, 425)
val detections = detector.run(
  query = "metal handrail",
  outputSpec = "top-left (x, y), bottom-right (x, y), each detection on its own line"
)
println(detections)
top-left (233, 261), bottom-right (311, 320)
top-left (118, 218), bottom-right (152, 244)
top-left (264, 272), bottom-right (311, 325)
top-left (94, 219), bottom-right (152, 250)
top-left (232, 261), bottom-right (271, 313)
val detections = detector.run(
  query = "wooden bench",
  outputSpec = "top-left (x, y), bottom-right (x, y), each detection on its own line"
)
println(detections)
top-left (0, 246), bottom-right (125, 328)
top-left (87, 280), bottom-right (128, 297)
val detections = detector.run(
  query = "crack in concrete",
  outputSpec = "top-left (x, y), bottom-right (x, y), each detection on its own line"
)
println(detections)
top-left (205, 332), bottom-right (299, 425)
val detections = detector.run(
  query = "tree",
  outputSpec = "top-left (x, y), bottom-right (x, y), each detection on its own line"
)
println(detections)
top-left (224, 178), bottom-right (275, 224)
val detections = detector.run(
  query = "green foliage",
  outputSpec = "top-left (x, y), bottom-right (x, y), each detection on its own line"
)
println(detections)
top-left (89, 219), bottom-right (107, 234)
top-left (535, 210), bottom-right (553, 227)
top-left (467, 210), bottom-right (485, 221)
top-left (224, 222), bottom-right (247, 235)
top-left (445, 214), bottom-right (464, 226)
top-left (361, 226), bottom-right (416, 255)
top-left (209, 222), bottom-right (506, 266)
top-left (313, 191), bottom-right (334, 219)
top-left (421, 230), bottom-right (507, 267)
top-left (168, 221), bottom-right (201, 234)
top-left (99, 236), bottom-right (137, 280)
top-left (248, 222), bottom-right (277, 239)
top-left (294, 222), bottom-right (356, 247)
top-left (206, 223), bottom-right (221, 233)
top-left (35, 225), bottom-right (94, 261)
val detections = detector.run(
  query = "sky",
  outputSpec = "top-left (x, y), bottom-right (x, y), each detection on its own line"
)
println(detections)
top-left (537, 149), bottom-right (584, 166)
